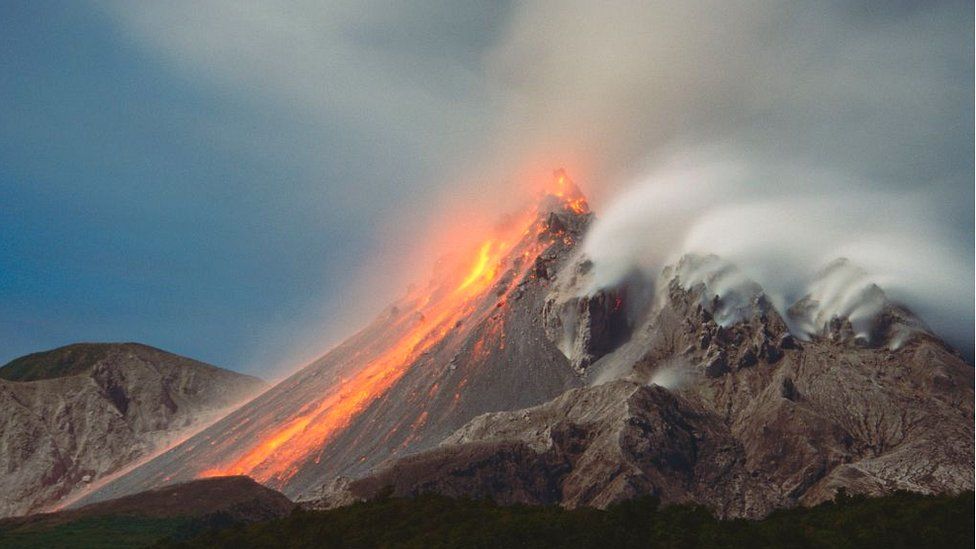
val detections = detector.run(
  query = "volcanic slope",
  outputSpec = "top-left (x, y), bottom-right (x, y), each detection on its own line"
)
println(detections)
top-left (81, 173), bottom-right (594, 505)
top-left (0, 343), bottom-right (265, 518)
top-left (313, 254), bottom-right (974, 518)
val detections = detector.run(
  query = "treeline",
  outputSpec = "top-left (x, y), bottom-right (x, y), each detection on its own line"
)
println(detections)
top-left (161, 490), bottom-right (973, 549)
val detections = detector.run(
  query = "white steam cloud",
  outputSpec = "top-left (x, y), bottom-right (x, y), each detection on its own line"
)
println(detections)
top-left (647, 357), bottom-right (694, 391)
top-left (488, 2), bottom-right (971, 353)
top-left (100, 1), bottom-right (973, 370)
top-left (582, 149), bottom-right (974, 352)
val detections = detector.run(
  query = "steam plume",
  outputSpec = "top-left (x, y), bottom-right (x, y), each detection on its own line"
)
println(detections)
top-left (100, 1), bottom-right (973, 369)
top-left (581, 149), bottom-right (974, 352)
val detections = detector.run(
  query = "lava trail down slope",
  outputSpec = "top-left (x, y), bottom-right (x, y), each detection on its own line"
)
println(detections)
top-left (80, 172), bottom-right (593, 504)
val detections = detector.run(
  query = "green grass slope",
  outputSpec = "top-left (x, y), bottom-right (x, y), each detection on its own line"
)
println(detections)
top-left (2, 489), bottom-right (968, 548)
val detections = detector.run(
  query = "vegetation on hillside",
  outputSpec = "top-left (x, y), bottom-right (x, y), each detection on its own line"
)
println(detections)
top-left (162, 490), bottom-right (973, 549)
top-left (2, 490), bottom-right (969, 548)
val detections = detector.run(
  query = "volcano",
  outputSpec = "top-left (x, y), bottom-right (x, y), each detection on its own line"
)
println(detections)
top-left (77, 172), bottom-right (973, 517)
top-left (78, 171), bottom-right (598, 505)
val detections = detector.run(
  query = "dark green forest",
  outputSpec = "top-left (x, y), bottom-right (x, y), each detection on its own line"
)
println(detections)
top-left (2, 490), bottom-right (970, 548)
top-left (163, 490), bottom-right (973, 549)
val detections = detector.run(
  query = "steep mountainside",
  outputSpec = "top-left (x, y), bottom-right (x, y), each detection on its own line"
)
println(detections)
top-left (0, 343), bottom-right (265, 517)
top-left (313, 255), bottom-right (974, 517)
top-left (79, 174), bottom-right (592, 506)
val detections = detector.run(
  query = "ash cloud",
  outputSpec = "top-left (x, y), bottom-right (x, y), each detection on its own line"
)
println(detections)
top-left (482, 1), bottom-right (972, 202)
top-left (487, 1), bottom-right (972, 350)
top-left (581, 150), bottom-right (974, 351)
top-left (97, 1), bottom-right (972, 369)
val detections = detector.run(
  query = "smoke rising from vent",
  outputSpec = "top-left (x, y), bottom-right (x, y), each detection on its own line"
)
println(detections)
top-left (648, 358), bottom-right (694, 391)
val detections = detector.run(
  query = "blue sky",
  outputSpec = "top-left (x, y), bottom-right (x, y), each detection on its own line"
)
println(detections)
top-left (0, 2), bottom-right (471, 374)
top-left (2, 1), bottom-right (972, 375)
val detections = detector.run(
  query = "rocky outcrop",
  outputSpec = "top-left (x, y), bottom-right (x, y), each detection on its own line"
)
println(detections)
top-left (312, 381), bottom-right (756, 514)
top-left (541, 251), bottom-right (652, 375)
top-left (543, 284), bottom-right (632, 373)
top-left (310, 257), bottom-right (973, 518)
top-left (0, 343), bottom-right (265, 518)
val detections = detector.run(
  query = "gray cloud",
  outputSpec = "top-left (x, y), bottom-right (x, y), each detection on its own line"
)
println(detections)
top-left (483, 1), bottom-right (971, 199)
top-left (580, 149), bottom-right (974, 350)
top-left (100, 1), bottom-right (972, 365)
top-left (483, 0), bottom-right (973, 349)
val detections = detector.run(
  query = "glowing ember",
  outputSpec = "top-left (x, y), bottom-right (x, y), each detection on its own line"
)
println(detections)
top-left (458, 240), bottom-right (498, 291)
top-left (548, 168), bottom-right (590, 214)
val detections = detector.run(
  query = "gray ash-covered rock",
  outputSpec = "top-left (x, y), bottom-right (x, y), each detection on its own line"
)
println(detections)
top-left (310, 254), bottom-right (973, 518)
top-left (310, 381), bottom-right (755, 514)
top-left (542, 285), bottom-right (631, 373)
top-left (541, 254), bottom-right (653, 375)
top-left (0, 343), bottom-right (265, 518)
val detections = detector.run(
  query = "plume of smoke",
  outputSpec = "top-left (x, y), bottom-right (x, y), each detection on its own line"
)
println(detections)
top-left (486, 1), bottom-right (971, 352)
top-left (101, 1), bottom-right (972, 373)
top-left (790, 259), bottom-right (888, 340)
top-left (483, 1), bottom-right (972, 202)
top-left (581, 150), bottom-right (974, 352)
top-left (663, 253), bottom-right (765, 328)
top-left (647, 357), bottom-right (693, 391)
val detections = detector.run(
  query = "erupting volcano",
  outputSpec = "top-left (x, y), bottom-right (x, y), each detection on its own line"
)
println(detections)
top-left (81, 170), bottom-right (594, 501)
top-left (197, 172), bottom-right (587, 484)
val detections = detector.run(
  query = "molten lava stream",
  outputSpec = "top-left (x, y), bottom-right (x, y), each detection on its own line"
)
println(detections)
top-left (199, 210), bottom-right (545, 485)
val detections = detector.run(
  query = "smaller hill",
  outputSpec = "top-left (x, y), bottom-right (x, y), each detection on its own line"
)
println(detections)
top-left (0, 342), bottom-right (253, 383)
top-left (0, 343), bottom-right (266, 518)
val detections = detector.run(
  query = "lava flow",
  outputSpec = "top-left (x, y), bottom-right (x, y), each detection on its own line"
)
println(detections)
top-left (551, 168), bottom-right (590, 215)
top-left (199, 171), bottom-right (589, 485)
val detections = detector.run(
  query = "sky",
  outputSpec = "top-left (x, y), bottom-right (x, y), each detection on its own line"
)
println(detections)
top-left (1, 1), bottom-right (972, 376)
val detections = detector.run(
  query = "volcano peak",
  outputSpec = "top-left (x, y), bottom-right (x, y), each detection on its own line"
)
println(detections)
top-left (542, 168), bottom-right (590, 215)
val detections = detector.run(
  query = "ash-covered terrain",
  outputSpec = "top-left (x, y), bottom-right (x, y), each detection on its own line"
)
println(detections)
top-left (319, 254), bottom-right (972, 518)
top-left (67, 174), bottom-right (973, 519)
top-left (0, 343), bottom-right (265, 517)
top-left (76, 174), bottom-right (593, 505)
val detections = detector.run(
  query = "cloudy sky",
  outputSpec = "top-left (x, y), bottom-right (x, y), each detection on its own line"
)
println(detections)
top-left (1, 1), bottom-right (971, 376)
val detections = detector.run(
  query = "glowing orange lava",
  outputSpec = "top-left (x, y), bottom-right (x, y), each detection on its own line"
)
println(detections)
top-left (458, 240), bottom-right (497, 291)
top-left (199, 171), bottom-right (586, 484)
top-left (548, 169), bottom-right (590, 214)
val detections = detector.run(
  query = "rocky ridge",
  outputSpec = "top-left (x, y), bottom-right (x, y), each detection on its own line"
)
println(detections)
top-left (311, 254), bottom-right (974, 518)
top-left (66, 179), bottom-right (973, 520)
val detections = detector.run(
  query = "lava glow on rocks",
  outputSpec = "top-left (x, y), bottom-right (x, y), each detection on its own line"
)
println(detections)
top-left (199, 171), bottom-right (588, 485)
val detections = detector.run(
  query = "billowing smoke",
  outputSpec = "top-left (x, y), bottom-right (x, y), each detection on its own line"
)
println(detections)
top-left (581, 149), bottom-right (974, 352)
top-left (647, 357), bottom-right (694, 391)
top-left (482, 1), bottom-right (972, 352)
top-left (100, 1), bottom-right (973, 370)
top-left (481, 2), bottom-right (972, 202)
